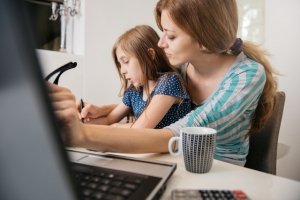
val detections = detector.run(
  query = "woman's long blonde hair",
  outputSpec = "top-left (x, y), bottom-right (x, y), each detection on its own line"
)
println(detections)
top-left (155, 0), bottom-right (278, 132)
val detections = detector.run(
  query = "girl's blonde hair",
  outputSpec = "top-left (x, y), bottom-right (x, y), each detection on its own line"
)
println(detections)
top-left (155, 0), bottom-right (278, 132)
top-left (112, 25), bottom-right (175, 97)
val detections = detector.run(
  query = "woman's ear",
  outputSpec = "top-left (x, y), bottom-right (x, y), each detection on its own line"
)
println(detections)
top-left (147, 48), bottom-right (156, 60)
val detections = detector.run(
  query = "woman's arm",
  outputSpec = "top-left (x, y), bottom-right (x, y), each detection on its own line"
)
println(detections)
top-left (82, 125), bottom-right (172, 153)
top-left (167, 60), bottom-right (267, 136)
top-left (113, 122), bottom-right (134, 128)
top-left (48, 83), bottom-right (173, 153)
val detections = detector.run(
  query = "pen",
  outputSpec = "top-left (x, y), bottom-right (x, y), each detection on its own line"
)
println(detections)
top-left (80, 98), bottom-right (85, 123)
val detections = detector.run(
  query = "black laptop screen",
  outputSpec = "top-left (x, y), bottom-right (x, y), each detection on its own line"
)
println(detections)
top-left (0, 1), bottom-right (79, 200)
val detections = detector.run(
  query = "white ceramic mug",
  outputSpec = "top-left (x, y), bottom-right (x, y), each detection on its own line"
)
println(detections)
top-left (168, 127), bottom-right (217, 173)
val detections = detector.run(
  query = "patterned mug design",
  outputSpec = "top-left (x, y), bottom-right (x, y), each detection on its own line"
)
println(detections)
top-left (168, 127), bottom-right (216, 173)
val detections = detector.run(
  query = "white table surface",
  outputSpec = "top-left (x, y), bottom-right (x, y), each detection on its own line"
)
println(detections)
top-left (142, 153), bottom-right (300, 200)
top-left (69, 148), bottom-right (300, 200)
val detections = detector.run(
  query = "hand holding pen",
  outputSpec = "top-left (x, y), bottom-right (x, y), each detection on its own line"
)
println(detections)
top-left (80, 99), bottom-right (85, 123)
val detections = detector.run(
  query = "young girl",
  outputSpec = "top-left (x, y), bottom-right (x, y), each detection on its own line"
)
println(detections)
top-left (83, 25), bottom-right (191, 129)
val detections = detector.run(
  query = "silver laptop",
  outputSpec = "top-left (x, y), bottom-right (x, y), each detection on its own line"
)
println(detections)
top-left (0, 1), bottom-right (176, 200)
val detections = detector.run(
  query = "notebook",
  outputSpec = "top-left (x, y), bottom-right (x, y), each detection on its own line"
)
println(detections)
top-left (0, 1), bottom-right (176, 200)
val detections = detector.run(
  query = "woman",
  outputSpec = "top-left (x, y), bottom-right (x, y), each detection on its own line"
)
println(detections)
top-left (49, 0), bottom-right (277, 166)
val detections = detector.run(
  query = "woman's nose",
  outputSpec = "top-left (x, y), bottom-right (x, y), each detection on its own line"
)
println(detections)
top-left (158, 34), bottom-right (167, 48)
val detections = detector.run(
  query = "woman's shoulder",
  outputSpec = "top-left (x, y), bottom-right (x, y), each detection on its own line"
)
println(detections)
top-left (229, 52), bottom-right (265, 77)
top-left (219, 53), bottom-right (266, 93)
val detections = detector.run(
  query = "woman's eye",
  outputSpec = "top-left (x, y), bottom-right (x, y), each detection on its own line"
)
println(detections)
top-left (168, 36), bottom-right (175, 41)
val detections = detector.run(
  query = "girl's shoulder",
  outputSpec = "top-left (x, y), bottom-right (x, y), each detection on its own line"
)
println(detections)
top-left (153, 72), bottom-right (189, 98)
top-left (159, 71), bottom-right (179, 78)
top-left (157, 72), bottom-right (182, 84)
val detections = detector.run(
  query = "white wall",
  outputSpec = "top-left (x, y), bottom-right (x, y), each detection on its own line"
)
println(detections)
top-left (84, 0), bottom-right (159, 104)
top-left (264, 0), bottom-right (300, 181)
top-left (66, 0), bottom-right (85, 55)
top-left (37, 50), bottom-right (84, 99)
top-left (38, 0), bottom-right (300, 181)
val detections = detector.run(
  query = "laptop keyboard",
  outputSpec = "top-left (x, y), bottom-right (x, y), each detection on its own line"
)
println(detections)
top-left (72, 162), bottom-right (161, 200)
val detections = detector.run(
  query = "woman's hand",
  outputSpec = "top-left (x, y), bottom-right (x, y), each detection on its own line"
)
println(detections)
top-left (47, 83), bottom-right (84, 147)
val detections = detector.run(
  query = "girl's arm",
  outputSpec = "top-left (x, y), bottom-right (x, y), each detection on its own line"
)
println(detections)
top-left (80, 103), bottom-right (118, 121)
top-left (131, 95), bottom-right (178, 128)
top-left (131, 73), bottom-right (189, 128)
top-left (86, 103), bottom-right (131, 125)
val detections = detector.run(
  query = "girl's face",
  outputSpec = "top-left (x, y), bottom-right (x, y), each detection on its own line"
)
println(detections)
top-left (158, 10), bottom-right (201, 67)
top-left (116, 46), bottom-right (144, 88)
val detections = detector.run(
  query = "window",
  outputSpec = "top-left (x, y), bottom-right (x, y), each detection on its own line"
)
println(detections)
top-left (237, 0), bottom-right (265, 44)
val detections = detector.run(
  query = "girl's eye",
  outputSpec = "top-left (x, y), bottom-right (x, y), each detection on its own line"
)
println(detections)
top-left (120, 60), bottom-right (129, 64)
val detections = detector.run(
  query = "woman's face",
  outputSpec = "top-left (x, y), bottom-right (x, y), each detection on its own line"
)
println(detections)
top-left (158, 10), bottom-right (200, 67)
top-left (116, 47), bottom-right (144, 88)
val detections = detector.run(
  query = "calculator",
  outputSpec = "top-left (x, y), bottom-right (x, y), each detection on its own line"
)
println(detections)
top-left (171, 189), bottom-right (250, 200)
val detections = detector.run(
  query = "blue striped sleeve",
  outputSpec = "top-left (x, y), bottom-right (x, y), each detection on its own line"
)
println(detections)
top-left (165, 54), bottom-right (266, 165)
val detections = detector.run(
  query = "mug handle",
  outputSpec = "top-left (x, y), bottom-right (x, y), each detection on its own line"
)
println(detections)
top-left (168, 137), bottom-right (181, 156)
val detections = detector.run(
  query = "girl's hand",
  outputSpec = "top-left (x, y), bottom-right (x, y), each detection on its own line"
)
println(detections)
top-left (80, 103), bottom-right (118, 123)
top-left (80, 103), bottom-right (101, 122)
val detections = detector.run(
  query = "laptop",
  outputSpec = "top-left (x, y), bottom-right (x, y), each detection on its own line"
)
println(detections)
top-left (0, 1), bottom-right (176, 200)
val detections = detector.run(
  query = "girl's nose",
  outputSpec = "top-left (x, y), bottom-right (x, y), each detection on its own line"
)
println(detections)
top-left (120, 65), bottom-right (126, 74)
